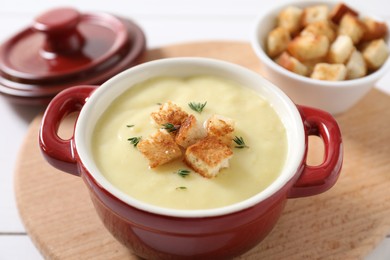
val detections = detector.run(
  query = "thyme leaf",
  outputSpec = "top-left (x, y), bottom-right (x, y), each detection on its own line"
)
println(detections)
top-left (233, 136), bottom-right (249, 149)
top-left (175, 169), bottom-right (191, 178)
top-left (126, 124), bottom-right (135, 128)
top-left (161, 123), bottom-right (180, 133)
top-left (176, 186), bottom-right (187, 190)
top-left (128, 136), bottom-right (142, 147)
top-left (188, 101), bottom-right (207, 113)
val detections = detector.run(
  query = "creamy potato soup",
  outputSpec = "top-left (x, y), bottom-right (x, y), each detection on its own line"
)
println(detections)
top-left (92, 76), bottom-right (287, 210)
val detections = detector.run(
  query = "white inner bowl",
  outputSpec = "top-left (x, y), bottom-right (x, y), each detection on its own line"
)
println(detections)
top-left (75, 57), bottom-right (305, 217)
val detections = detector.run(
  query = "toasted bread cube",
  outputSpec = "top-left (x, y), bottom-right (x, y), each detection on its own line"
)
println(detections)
top-left (137, 130), bottom-right (182, 168)
top-left (357, 40), bottom-right (370, 52)
top-left (287, 34), bottom-right (329, 61)
top-left (302, 58), bottom-right (326, 76)
top-left (301, 20), bottom-right (337, 42)
top-left (362, 39), bottom-right (389, 70)
top-left (277, 6), bottom-right (303, 35)
top-left (266, 27), bottom-right (291, 58)
top-left (205, 114), bottom-right (235, 146)
top-left (275, 52), bottom-right (309, 76)
top-left (329, 3), bottom-right (359, 24)
top-left (328, 35), bottom-right (354, 64)
top-left (361, 17), bottom-right (388, 41)
top-left (311, 63), bottom-right (347, 81)
top-left (175, 114), bottom-right (207, 148)
top-left (301, 5), bottom-right (329, 27)
top-left (151, 101), bottom-right (188, 126)
top-left (184, 136), bottom-right (233, 178)
top-left (338, 14), bottom-right (365, 44)
top-left (346, 50), bottom-right (367, 79)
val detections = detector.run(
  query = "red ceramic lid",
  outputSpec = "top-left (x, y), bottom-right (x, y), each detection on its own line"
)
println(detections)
top-left (0, 7), bottom-right (146, 104)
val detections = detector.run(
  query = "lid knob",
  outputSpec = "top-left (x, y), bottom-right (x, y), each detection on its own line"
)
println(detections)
top-left (33, 7), bottom-right (85, 56)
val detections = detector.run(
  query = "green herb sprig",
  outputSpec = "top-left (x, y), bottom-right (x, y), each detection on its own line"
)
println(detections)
top-left (188, 101), bottom-right (207, 113)
top-left (233, 136), bottom-right (249, 149)
top-left (161, 123), bottom-right (180, 133)
top-left (126, 124), bottom-right (135, 128)
top-left (176, 186), bottom-right (187, 190)
top-left (128, 136), bottom-right (142, 147)
top-left (175, 169), bottom-right (191, 178)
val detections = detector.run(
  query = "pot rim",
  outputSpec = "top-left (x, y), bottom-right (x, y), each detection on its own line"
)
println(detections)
top-left (75, 57), bottom-right (306, 218)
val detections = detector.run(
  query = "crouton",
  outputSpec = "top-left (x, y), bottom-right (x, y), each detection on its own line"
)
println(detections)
top-left (338, 14), bottom-right (365, 44)
top-left (266, 27), bottom-right (291, 58)
top-left (137, 129), bottom-right (182, 168)
top-left (151, 101), bottom-right (188, 126)
top-left (175, 114), bottom-right (207, 148)
top-left (328, 35), bottom-right (354, 64)
top-left (362, 38), bottom-right (389, 70)
top-left (346, 50), bottom-right (367, 79)
top-left (311, 63), bottom-right (347, 81)
top-left (301, 5), bottom-right (329, 27)
top-left (184, 136), bottom-right (233, 178)
top-left (357, 40), bottom-right (370, 52)
top-left (277, 6), bottom-right (303, 35)
top-left (329, 2), bottom-right (358, 24)
top-left (275, 52), bottom-right (309, 76)
top-left (302, 58), bottom-right (326, 75)
top-left (204, 114), bottom-right (235, 146)
top-left (287, 34), bottom-right (329, 61)
top-left (301, 20), bottom-right (337, 42)
top-left (361, 17), bottom-right (388, 41)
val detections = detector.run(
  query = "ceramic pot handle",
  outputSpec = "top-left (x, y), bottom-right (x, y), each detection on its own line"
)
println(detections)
top-left (39, 86), bottom-right (96, 176)
top-left (288, 105), bottom-right (343, 198)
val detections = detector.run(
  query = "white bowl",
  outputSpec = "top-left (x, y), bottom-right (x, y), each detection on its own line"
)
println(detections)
top-left (251, 0), bottom-right (390, 114)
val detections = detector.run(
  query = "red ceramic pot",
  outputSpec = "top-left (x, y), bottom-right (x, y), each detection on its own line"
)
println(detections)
top-left (39, 58), bottom-right (343, 259)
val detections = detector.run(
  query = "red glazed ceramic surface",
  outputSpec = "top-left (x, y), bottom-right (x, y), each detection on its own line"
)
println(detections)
top-left (0, 7), bottom-right (146, 105)
top-left (38, 58), bottom-right (343, 259)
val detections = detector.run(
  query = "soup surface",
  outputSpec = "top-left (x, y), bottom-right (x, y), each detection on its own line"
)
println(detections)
top-left (92, 76), bottom-right (287, 210)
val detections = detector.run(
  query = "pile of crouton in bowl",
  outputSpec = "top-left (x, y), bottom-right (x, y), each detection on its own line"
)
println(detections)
top-left (251, 1), bottom-right (390, 114)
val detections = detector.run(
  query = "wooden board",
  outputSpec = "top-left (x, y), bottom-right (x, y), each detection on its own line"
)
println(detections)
top-left (14, 41), bottom-right (390, 259)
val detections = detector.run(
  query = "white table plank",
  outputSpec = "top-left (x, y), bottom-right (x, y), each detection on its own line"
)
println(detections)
top-left (365, 236), bottom-right (390, 260)
top-left (0, 99), bottom-right (43, 232)
top-left (0, 235), bottom-right (42, 260)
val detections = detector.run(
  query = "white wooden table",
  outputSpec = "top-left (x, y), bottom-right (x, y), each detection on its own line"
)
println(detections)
top-left (1, 0), bottom-right (390, 259)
